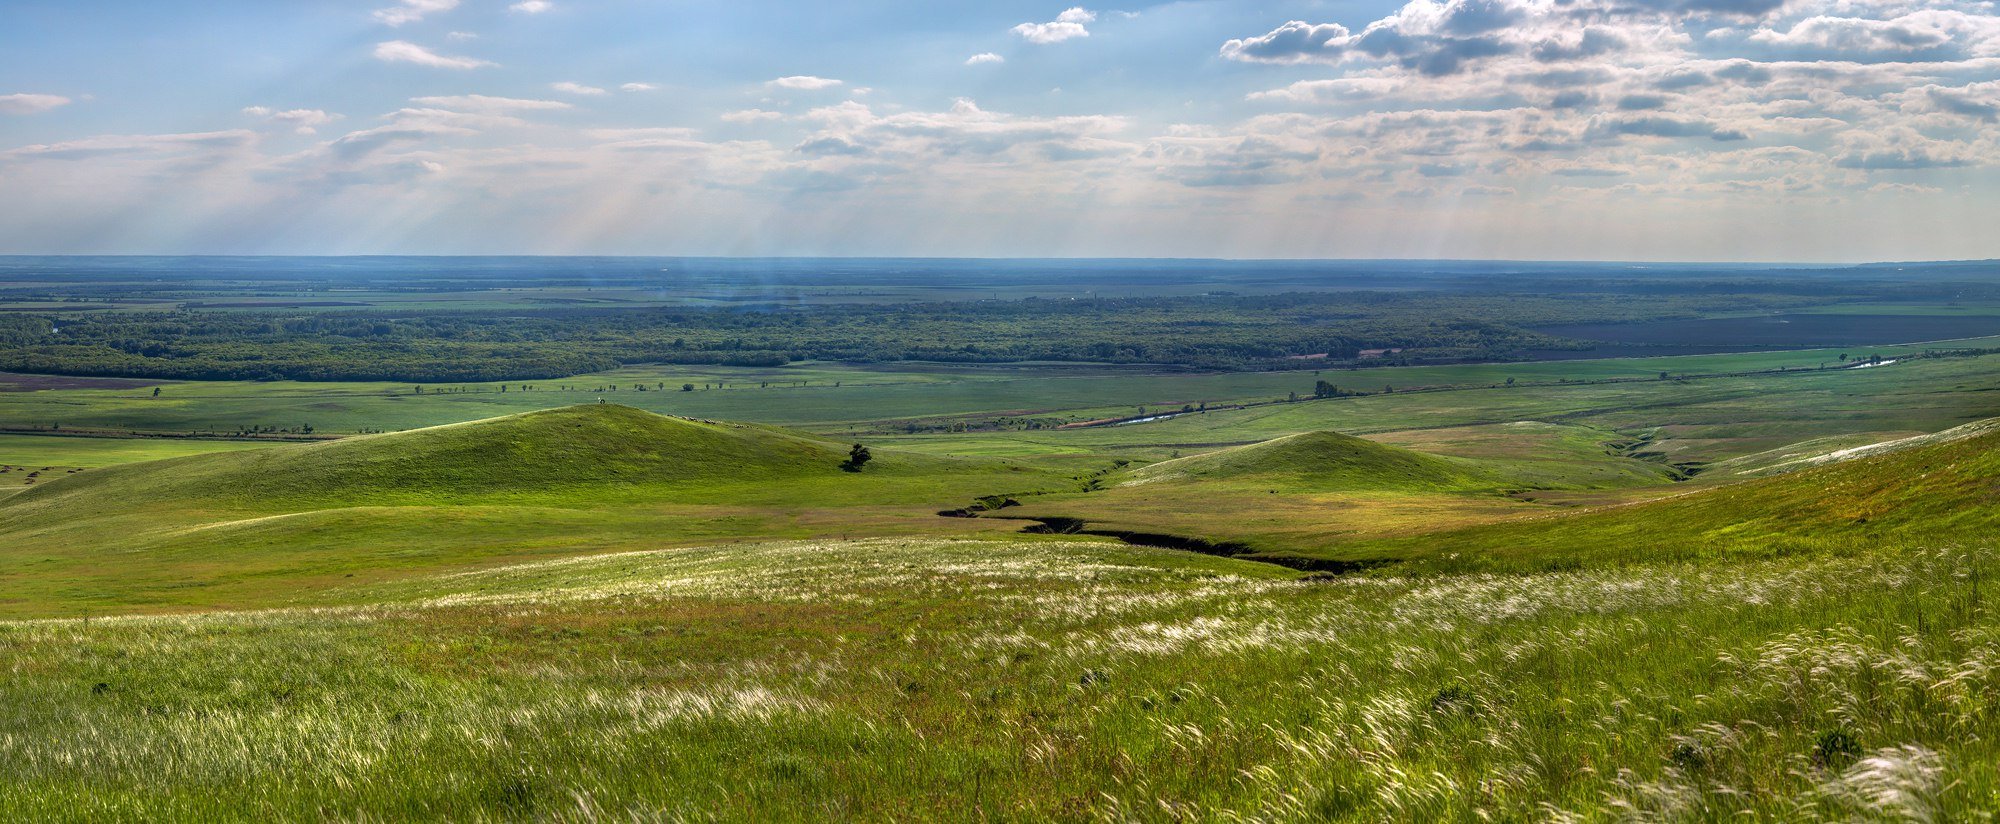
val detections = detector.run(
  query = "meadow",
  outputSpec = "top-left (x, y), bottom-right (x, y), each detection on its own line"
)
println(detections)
top-left (3, 537), bottom-right (1993, 820)
top-left (3, 259), bottom-right (2000, 820)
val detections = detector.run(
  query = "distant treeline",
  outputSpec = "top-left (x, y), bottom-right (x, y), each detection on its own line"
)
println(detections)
top-left (0, 291), bottom-right (1823, 382)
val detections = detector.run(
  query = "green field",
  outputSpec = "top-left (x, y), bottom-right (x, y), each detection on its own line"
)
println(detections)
top-left (5, 537), bottom-right (1996, 820)
top-left (2, 337), bottom-right (1993, 455)
top-left (4, 326), bottom-right (2000, 819)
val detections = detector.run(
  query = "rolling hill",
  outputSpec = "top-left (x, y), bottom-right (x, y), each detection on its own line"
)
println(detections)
top-left (1314, 416), bottom-right (2000, 573)
top-left (1121, 430), bottom-right (1486, 491)
top-left (0, 404), bottom-right (886, 515)
top-left (0, 405), bottom-right (1067, 616)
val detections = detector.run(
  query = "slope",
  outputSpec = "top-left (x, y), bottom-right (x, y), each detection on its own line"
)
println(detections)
top-left (1, 404), bottom-right (887, 516)
top-left (1121, 430), bottom-right (1486, 491)
top-left (0, 405), bottom-right (1067, 617)
top-left (1318, 416), bottom-right (2000, 573)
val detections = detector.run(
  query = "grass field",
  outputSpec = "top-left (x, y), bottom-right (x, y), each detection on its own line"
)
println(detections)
top-left (0, 337), bottom-right (1990, 438)
top-left (4, 537), bottom-right (1995, 820)
top-left (1, 342), bottom-right (1994, 475)
top-left (2, 331), bottom-right (1999, 819)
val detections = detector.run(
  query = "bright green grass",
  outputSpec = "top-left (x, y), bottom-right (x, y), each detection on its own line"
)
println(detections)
top-left (1122, 430), bottom-right (1486, 491)
top-left (0, 406), bottom-right (1077, 618)
top-left (0, 434), bottom-right (275, 468)
top-left (0, 344), bottom-right (1996, 819)
top-left (1, 537), bottom-right (1993, 820)
top-left (1318, 417), bottom-right (2000, 573)
top-left (1000, 422), bottom-right (1678, 558)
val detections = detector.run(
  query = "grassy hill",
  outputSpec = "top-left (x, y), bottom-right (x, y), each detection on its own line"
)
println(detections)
top-left (0, 405), bottom-right (1070, 617)
top-left (998, 430), bottom-right (1577, 562)
top-left (1, 404), bottom-right (921, 515)
top-left (1311, 416), bottom-right (2000, 573)
top-left (1121, 430), bottom-right (1485, 492)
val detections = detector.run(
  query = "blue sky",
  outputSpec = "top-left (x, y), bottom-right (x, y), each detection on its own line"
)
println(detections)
top-left (1, 0), bottom-right (1995, 260)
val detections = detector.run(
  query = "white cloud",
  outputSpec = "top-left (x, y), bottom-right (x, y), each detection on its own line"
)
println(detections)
top-left (1220, 21), bottom-right (1351, 65)
top-left (1746, 9), bottom-right (2000, 59)
top-left (621, 82), bottom-right (658, 92)
top-left (373, 0), bottom-right (458, 27)
top-left (407, 94), bottom-right (571, 113)
top-left (243, 106), bottom-right (342, 135)
top-left (587, 127), bottom-right (700, 140)
top-left (966, 52), bottom-right (1006, 65)
top-left (3, 130), bottom-right (256, 162)
top-left (791, 98), bottom-right (1131, 165)
top-left (551, 81), bottom-right (607, 96)
top-left (767, 75), bottom-right (843, 90)
top-left (1833, 126), bottom-right (1979, 169)
top-left (511, 0), bottom-right (553, 13)
top-left (0, 93), bottom-right (72, 115)
top-left (1013, 8), bottom-right (1096, 44)
top-left (373, 41), bottom-right (495, 70)
top-left (447, 31), bottom-right (478, 41)
top-left (1247, 78), bottom-right (1403, 103)
top-left (722, 109), bottom-right (787, 123)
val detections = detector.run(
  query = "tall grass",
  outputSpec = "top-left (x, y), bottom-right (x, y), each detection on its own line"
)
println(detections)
top-left (1, 538), bottom-right (1994, 820)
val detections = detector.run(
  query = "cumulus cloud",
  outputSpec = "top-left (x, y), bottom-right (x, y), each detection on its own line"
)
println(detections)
top-left (0, 93), bottom-right (72, 115)
top-left (11, 0), bottom-right (2000, 257)
top-left (511, 0), bottom-right (552, 13)
top-left (1220, 21), bottom-right (1352, 65)
top-left (1013, 8), bottom-right (1096, 44)
top-left (1589, 114), bottom-right (1748, 140)
top-left (373, 0), bottom-right (458, 27)
top-left (1906, 82), bottom-right (2000, 122)
top-left (1215, 0), bottom-right (2000, 202)
top-left (373, 41), bottom-right (495, 69)
top-left (1833, 127), bottom-right (1977, 169)
top-left (767, 75), bottom-right (843, 91)
top-left (1147, 132), bottom-right (1323, 187)
top-left (243, 107), bottom-right (342, 135)
top-left (1744, 9), bottom-right (2000, 60)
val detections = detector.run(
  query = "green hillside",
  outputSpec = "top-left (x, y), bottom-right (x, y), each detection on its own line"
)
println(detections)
top-left (1123, 430), bottom-right (1484, 491)
top-left (1322, 416), bottom-right (2000, 573)
top-left (0, 405), bottom-right (895, 514)
top-left (0, 405), bottom-right (1068, 617)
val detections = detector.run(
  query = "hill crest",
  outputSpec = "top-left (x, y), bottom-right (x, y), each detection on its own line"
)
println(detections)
top-left (1124, 430), bottom-right (1478, 491)
top-left (0, 404), bottom-right (868, 514)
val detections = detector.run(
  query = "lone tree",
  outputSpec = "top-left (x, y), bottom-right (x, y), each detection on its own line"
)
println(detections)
top-left (840, 443), bottom-right (873, 473)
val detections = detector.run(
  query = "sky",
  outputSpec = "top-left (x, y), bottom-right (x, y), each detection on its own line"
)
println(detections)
top-left (0, 0), bottom-right (1995, 261)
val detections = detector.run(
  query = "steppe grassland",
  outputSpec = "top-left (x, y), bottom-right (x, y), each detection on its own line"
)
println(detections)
top-left (2, 537), bottom-right (1994, 821)
top-left (0, 340), bottom-right (1991, 450)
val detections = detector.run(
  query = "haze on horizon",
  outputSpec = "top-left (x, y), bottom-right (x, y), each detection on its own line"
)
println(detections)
top-left (1, 0), bottom-right (1995, 262)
